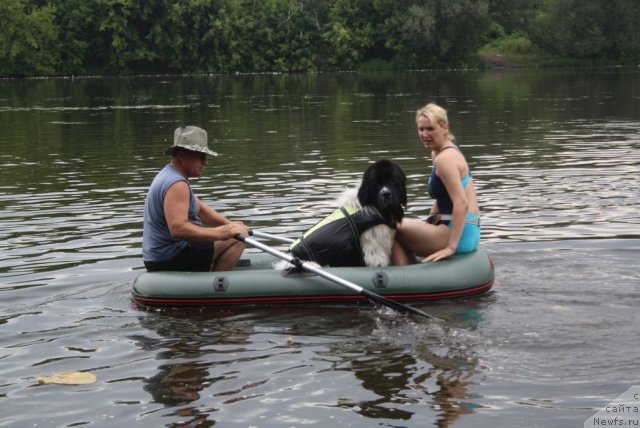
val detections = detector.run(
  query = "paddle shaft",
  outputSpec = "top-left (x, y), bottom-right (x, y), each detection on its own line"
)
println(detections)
top-left (250, 230), bottom-right (295, 244)
top-left (236, 234), bottom-right (436, 320)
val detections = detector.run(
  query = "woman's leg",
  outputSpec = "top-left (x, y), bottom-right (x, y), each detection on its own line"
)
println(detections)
top-left (392, 218), bottom-right (450, 265)
top-left (391, 240), bottom-right (417, 265)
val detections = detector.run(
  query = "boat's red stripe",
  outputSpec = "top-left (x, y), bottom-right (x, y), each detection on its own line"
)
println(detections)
top-left (132, 279), bottom-right (494, 307)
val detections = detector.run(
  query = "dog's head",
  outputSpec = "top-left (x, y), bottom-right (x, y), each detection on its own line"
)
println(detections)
top-left (357, 159), bottom-right (407, 228)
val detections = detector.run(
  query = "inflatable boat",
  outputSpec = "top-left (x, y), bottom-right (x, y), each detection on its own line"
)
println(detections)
top-left (131, 249), bottom-right (495, 307)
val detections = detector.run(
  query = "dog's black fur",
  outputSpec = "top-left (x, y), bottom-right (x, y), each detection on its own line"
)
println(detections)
top-left (285, 159), bottom-right (407, 268)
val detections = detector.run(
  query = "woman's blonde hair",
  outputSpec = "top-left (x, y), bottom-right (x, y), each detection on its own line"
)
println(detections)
top-left (415, 103), bottom-right (448, 127)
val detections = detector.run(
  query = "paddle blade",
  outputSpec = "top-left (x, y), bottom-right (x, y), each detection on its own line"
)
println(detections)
top-left (360, 289), bottom-right (436, 320)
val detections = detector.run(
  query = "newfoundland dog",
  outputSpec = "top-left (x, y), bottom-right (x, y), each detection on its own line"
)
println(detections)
top-left (286, 159), bottom-right (407, 267)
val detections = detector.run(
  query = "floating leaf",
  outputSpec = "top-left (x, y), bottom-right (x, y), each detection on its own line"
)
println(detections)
top-left (37, 371), bottom-right (97, 385)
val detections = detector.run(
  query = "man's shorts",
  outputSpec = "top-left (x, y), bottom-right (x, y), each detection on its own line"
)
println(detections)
top-left (144, 242), bottom-right (214, 272)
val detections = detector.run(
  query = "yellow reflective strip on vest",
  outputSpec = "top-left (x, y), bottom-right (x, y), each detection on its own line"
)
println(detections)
top-left (289, 203), bottom-right (360, 250)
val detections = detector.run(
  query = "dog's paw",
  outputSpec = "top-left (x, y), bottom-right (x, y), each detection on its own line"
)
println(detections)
top-left (273, 259), bottom-right (323, 271)
top-left (273, 260), bottom-right (293, 271)
top-left (305, 261), bottom-right (322, 269)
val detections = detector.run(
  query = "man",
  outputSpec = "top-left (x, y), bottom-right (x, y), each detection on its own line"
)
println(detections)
top-left (143, 126), bottom-right (249, 272)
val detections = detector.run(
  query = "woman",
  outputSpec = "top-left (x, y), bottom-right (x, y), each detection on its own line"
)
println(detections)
top-left (392, 103), bottom-right (480, 264)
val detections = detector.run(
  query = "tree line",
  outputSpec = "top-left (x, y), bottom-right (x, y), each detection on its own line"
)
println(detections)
top-left (1, 0), bottom-right (639, 77)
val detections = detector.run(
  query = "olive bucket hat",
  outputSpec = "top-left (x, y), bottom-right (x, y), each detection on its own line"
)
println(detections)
top-left (165, 126), bottom-right (219, 156)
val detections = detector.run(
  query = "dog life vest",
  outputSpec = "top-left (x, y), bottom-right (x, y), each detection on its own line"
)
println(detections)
top-left (289, 204), bottom-right (386, 267)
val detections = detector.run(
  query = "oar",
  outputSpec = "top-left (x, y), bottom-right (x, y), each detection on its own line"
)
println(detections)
top-left (235, 234), bottom-right (437, 320)
top-left (250, 230), bottom-right (295, 244)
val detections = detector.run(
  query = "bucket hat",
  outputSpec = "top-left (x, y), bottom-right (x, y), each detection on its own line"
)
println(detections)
top-left (165, 126), bottom-right (218, 156)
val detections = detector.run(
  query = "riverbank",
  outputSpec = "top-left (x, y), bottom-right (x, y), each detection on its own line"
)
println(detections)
top-left (476, 34), bottom-right (640, 69)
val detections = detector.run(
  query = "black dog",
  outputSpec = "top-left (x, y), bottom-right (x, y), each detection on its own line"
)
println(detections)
top-left (287, 159), bottom-right (407, 267)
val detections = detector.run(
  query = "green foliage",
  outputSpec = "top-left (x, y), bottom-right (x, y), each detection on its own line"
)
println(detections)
top-left (524, 0), bottom-right (640, 60)
top-left (0, 0), bottom-right (61, 76)
top-left (487, 0), bottom-right (541, 34)
top-left (51, 0), bottom-right (98, 74)
top-left (400, 0), bottom-right (491, 66)
top-left (477, 32), bottom-right (547, 67)
top-left (245, 0), bottom-right (324, 72)
top-left (1, 0), bottom-right (639, 77)
top-left (323, 0), bottom-right (375, 69)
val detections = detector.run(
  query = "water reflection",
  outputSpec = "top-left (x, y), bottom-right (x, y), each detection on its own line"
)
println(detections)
top-left (133, 305), bottom-right (485, 426)
top-left (137, 311), bottom-right (246, 426)
top-left (330, 336), bottom-right (477, 426)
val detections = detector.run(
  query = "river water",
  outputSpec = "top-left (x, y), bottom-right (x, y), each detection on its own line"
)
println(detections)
top-left (1, 69), bottom-right (639, 427)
